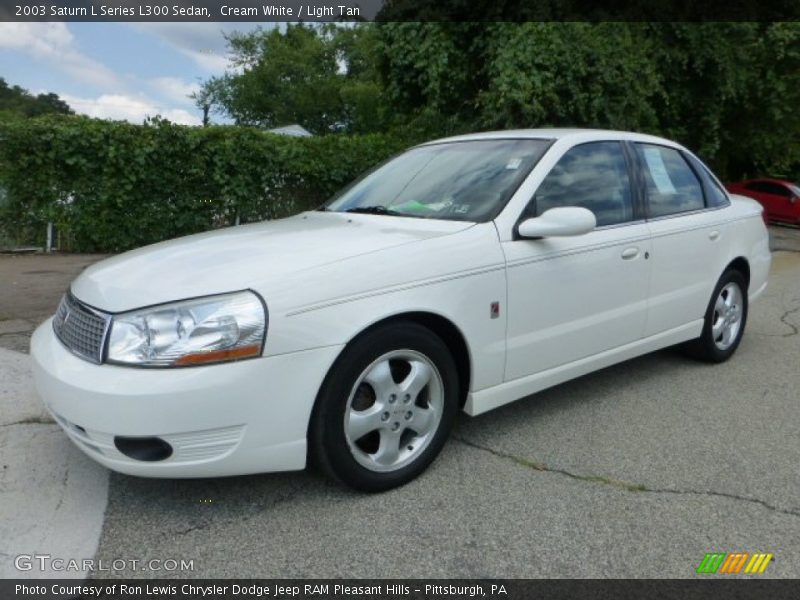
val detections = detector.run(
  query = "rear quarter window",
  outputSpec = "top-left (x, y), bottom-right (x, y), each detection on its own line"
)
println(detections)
top-left (686, 154), bottom-right (730, 208)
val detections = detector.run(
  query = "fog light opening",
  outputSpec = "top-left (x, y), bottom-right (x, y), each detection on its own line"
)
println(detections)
top-left (114, 436), bottom-right (173, 462)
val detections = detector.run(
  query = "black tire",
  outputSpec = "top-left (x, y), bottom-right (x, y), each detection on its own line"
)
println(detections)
top-left (686, 269), bottom-right (748, 363)
top-left (309, 322), bottom-right (459, 492)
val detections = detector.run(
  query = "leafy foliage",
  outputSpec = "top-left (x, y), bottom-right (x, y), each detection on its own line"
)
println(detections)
top-left (198, 24), bottom-right (390, 134)
top-left (198, 22), bottom-right (800, 179)
top-left (650, 23), bottom-right (800, 178)
top-left (3, 22), bottom-right (799, 251)
top-left (475, 23), bottom-right (660, 131)
top-left (0, 116), bottom-right (407, 251)
top-left (373, 22), bottom-right (800, 179)
top-left (0, 77), bottom-right (73, 121)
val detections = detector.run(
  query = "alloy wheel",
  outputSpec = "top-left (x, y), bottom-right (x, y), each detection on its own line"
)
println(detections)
top-left (343, 350), bottom-right (444, 473)
top-left (712, 282), bottom-right (744, 350)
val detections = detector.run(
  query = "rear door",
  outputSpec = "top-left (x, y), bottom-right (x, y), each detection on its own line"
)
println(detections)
top-left (632, 143), bottom-right (730, 336)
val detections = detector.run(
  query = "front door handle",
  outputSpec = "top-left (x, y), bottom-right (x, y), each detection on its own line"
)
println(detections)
top-left (709, 230), bottom-right (721, 241)
top-left (621, 247), bottom-right (640, 260)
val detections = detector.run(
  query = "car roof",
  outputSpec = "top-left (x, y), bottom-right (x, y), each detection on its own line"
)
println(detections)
top-left (421, 128), bottom-right (681, 148)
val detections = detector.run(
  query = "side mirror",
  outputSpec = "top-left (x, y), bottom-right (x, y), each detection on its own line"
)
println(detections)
top-left (517, 207), bottom-right (597, 239)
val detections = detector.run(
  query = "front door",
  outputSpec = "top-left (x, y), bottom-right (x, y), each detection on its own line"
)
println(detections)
top-left (502, 141), bottom-right (652, 381)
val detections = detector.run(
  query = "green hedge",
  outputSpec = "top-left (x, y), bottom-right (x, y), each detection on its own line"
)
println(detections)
top-left (0, 116), bottom-right (408, 252)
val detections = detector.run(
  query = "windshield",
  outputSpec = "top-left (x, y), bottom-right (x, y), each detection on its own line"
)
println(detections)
top-left (325, 139), bottom-right (551, 222)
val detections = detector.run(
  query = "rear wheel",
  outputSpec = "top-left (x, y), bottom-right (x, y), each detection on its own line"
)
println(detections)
top-left (686, 270), bottom-right (748, 363)
top-left (309, 322), bottom-right (458, 492)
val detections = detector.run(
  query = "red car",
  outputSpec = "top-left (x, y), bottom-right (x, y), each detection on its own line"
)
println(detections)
top-left (726, 178), bottom-right (800, 225)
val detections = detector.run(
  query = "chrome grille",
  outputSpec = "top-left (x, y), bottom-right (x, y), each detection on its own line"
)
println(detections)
top-left (53, 292), bottom-right (111, 364)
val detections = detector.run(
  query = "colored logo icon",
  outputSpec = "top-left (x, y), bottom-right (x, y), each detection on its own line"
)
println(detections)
top-left (696, 552), bottom-right (773, 574)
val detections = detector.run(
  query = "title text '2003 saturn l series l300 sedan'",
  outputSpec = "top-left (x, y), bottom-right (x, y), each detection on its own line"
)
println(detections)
top-left (31, 129), bottom-right (771, 491)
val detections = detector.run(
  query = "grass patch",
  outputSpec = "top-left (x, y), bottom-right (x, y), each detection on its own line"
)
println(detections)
top-left (574, 474), bottom-right (648, 492)
top-left (510, 452), bottom-right (648, 492)
top-left (511, 455), bottom-right (548, 471)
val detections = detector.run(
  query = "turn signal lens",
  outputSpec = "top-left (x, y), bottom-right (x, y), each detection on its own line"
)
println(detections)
top-left (172, 344), bottom-right (262, 366)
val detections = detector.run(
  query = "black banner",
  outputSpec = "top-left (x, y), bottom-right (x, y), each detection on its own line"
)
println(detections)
top-left (1, 0), bottom-right (800, 22)
top-left (0, 1), bottom-right (378, 21)
top-left (2, 580), bottom-right (800, 600)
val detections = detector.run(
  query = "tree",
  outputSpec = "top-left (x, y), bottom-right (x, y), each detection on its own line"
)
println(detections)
top-left (475, 23), bottom-right (660, 131)
top-left (374, 22), bottom-right (800, 179)
top-left (197, 21), bottom-right (800, 177)
top-left (374, 23), bottom-right (661, 136)
top-left (196, 24), bottom-right (391, 134)
top-left (329, 24), bottom-right (390, 134)
top-left (196, 24), bottom-right (389, 134)
top-left (649, 22), bottom-right (800, 179)
top-left (189, 78), bottom-right (218, 127)
top-left (0, 78), bottom-right (73, 119)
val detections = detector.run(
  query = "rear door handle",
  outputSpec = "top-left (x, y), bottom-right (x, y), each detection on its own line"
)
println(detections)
top-left (621, 247), bottom-right (640, 260)
top-left (709, 230), bottom-right (721, 241)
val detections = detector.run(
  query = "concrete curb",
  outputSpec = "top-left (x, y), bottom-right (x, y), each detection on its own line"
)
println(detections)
top-left (0, 347), bottom-right (109, 579)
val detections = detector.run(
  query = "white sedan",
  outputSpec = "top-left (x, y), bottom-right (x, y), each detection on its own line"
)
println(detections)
top-left (30, 129), bottom-right (770, 491)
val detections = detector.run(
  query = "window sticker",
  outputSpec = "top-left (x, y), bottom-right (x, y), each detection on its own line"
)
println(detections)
top-left (643, 148), bottom-right (677, 194)
top-left (505, 157), bottom-right (523, 170)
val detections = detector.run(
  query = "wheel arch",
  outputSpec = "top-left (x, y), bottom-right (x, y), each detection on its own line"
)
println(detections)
top-left (326, 311), bottom-right (473, 409)
top-left (725, 256), bottom-right (751, 288)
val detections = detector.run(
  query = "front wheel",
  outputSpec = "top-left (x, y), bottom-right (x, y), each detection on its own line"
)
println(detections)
top-left (309, 322), bottom-right (459, 492)
top-left (687, 269), bottom-right (748, 363)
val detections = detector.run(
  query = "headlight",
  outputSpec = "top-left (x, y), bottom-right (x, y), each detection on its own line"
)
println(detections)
top-left (106, 291), bottom-right (266, 367)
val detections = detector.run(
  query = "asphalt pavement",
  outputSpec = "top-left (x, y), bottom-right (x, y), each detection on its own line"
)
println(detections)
top-left (1, 230), bottom-right (798, 579)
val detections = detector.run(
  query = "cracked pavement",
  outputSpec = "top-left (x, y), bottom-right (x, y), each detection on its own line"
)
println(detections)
top-left (1, 233), bottom-right (799, 578)
top-left (453, 436), bottom-right (800, 519)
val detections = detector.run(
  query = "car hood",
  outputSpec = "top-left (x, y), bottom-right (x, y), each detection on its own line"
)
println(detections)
top-left (71, 212), bottom-right (474, 313)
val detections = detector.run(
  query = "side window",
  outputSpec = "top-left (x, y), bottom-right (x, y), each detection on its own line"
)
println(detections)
top-left (530, 142), bottom-right (634, 227)
top-left (686, 153), bottom-right (729, 207)
top-left (704, 177), bottom-right (730, 207)
top-left (636, 144), bottom-right (705, 218)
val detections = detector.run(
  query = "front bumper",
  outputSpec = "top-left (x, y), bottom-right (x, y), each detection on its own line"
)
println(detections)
top-left (30, 319), bottom-right (343, 478)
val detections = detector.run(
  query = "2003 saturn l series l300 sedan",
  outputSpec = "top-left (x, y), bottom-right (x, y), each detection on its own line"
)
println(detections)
top-left (31, 129), bottom-right (771, 491)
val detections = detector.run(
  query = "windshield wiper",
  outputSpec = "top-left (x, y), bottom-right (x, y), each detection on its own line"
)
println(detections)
top-left (344, 205), bottom-right (404, 216)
